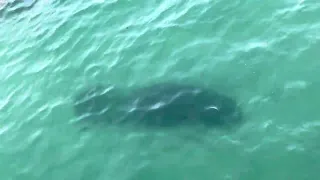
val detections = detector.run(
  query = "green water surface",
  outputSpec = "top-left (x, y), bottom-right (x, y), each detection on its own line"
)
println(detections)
top-left (1, 0), bottom-right (320, 179)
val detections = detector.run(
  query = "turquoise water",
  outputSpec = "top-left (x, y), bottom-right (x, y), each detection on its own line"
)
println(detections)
top-left (1, 0), bottom-right (320, 179)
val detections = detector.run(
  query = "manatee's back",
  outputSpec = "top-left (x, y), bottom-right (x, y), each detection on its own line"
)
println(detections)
top-left (126, 83), bottom-right (242, 128)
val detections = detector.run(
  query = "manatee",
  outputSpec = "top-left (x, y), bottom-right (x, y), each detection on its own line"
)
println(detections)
top-left (72, 82), bottom-right (243, 130)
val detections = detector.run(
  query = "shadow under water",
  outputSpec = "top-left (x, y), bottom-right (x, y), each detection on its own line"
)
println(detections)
top-left (0, 0), bottom-right (38, 18)
top-left (72, 82), bottom-right (244, 132)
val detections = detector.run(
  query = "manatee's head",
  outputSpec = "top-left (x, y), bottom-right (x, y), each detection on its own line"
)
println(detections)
top-left (196, 91), bottom-right (244, 129)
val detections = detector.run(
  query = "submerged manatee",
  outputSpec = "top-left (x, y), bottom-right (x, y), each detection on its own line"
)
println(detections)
top-left (73, 83), bottom-right (243, 130)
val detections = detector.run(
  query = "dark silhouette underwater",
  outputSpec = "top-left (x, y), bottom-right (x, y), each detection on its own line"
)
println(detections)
top-left (72, 82), bottom-right (244, 132)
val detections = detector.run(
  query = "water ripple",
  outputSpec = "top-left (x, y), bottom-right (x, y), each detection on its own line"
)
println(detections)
top-left (0, 0), bottom-right (320, 179)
